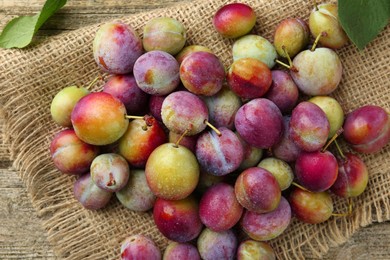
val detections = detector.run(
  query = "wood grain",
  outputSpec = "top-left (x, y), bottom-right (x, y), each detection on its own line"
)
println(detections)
top-left (1, 1), bottom-right (389, 259)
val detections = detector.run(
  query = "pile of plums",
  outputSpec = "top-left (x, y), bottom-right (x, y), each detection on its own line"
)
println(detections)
top-left (49, 2), bottom-right (390, 259)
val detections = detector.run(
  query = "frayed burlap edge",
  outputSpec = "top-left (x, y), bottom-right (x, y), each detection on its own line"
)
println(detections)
top-left (0, 0), bottom-right (389, 259)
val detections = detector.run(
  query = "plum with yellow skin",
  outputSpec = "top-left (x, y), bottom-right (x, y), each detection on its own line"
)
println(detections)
top-left (289, 188), bottom-right (333, 224)
top-left (153, 196), bottom-right (203, 242)
top-left (71, 92), bottom-right (129, 145)
top-left (232, 35), bottom-right (277, 68)
top-left (237, 240), bottom-right (275, 260)
top-left (119, 116), bottom-right (166, 168)
top-left (290, 47), bottom-right (342, 96)
top-left (309, 3), bottom-right (349, 49)
top-left (145, 143), bottom-right (199, 200)
top-left (50, 129), bottom-right (99, 175)
top-left (274, 18), bottom-right (309, 58)
top-left (143, 17), bottom-right (186, 55)
top-left (50, 86), bottom-right (89, 127)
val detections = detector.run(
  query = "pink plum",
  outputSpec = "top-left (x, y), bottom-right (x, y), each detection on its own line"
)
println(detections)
top-left (163, 242), bottom-right (200, 260)
top-left (199, 183), bottom-right (243, 231)
top-left (196, 127), bottom-right (244, 176)
top-left (121, 235), bottom-right (161, 260)
top-left (93, 21), bottom-right (142, 74)
top-left (197, 228), bottom-right (237, 260)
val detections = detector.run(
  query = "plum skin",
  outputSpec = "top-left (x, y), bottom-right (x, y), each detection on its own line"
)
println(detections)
top-left (241, 197), bottom-right (291, 241)
top-left (93, 21), bottom-right (143, 74)
top-left (153, 196), bottom-right (203, 243)
top-left (121, 235), bottom-right (161, 260)
top-left (197, 228), bottom-right (237, 260)
top-left (199, 183), bottom-right (243, 232)
top-left (237, 240), bottom-right (275, 260)
top-left (274, 18), bottom-right (309, 58)
top-left (343, 105), bottom-right (390, 153)
top-left (235, 167), bottom-right (281, 213)
top-left (71, 92), bottom-right (129, 146)
top-left (235, 98), bottom-right (283, 149)
top-left (213, 3), bottom-right (256, 38)
top-left (163, 242), bottom-right (200, 260)
top-left (50, 129), bottom-right (99, 175)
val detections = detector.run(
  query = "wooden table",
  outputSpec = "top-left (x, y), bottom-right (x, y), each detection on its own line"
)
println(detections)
top-left (1, 1), bottom-right (389, 259)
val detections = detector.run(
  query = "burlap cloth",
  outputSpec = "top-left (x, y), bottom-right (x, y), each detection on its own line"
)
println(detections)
top-left (0, 0), bottom-right (389, 259)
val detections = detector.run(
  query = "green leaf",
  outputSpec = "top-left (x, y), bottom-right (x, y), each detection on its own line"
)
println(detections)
top-left (338, 0), bottom-right (390, 50)
top-left (0, 0), bottom-right (67, 49)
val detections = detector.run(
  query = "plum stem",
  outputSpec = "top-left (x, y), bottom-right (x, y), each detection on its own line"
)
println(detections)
top-left (311, 32), bottom-right (327, 51)
top-left (85, 75), bottom-right (101, 90)
top-left (282, 46), bottom-right (293, 67)
top-left (313, 0), bottom-right (318, 10)
top-left (292, 182), bottom-right (311, 192)
top-left (332, 197), bottom-right (353, 217)
top-left (321, 128), bottom-right (344, 152)
top-left (173, 129), bottom-right (190, 148)
top-left (205, 120), bottom-right (221, 136)
top-left (125, 115), bottom-right (144, 120)
top-left (275, 59), bottom-right (292, 69)
top-left (334, 139), bottom-right (346, 160)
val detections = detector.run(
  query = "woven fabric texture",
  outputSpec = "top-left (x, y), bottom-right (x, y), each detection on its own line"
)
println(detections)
top-left (0, 0), bottom-right (389, 259)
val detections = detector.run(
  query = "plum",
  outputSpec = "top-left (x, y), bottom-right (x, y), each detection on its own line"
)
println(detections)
top-left (163, 242), bottom-right (200, 260)
top-left (146, 143), bottom-right (199, 200)
top-left (203, 87), bottom-right (242, 130)
top-left (196, 127), bottom-right (244, 176)
top-left (213, 3), bottom-right (256, 38)
top-left (289, 101), bottom-right (330, 152)
top-left (258, 157), bottom-right (293, 191)
top-left (235, 167), bottom-right (281, 213)
top-left (93, 21), bottom-right (142, 74)
top-left (197, 228), bottom-right (237, 260)
top-left (118, 116), bottom-right (166, 168)
top-left (236, 132), bottom-right (263, 171)
top-left (232, 35), bottom-right (277, 68)
top-left (50, 86), bottom-right (89, 127)
top-left (90, 153), bottom-right (130, 192)
top-left (289, 188), bottom-right (333, 224)
top-left (343, 105), bottom-right (390, 153)
top-left (309, 96), bottom-right (344, 139)
top-left (143, 17), bottom-right (186, 55)
top-left (291, 47), bottom-right (342, 96)
top-left (295, 150), bottom-right (338, 192)
top-left (199, 183), bottom-right (243, 231)
top-left (133, 50), bottom-right (180, 96)
top-left (153, 196), bottom-right (203, 242)
top-left (121, 235), bottom-right (161, 260)
top-left (331, 153), bottom-right (369, 198)
top-left (241, 197), bottom-right (291, 241)
top-left (235, 98), bottom-right (283, 149)
top-left (227, 58), bottom-right (272, 99)
top-left (148, 95), bottom-right (166, 122)
top-left (272, 116), bottom-right (301, 162)
top-left (73, 173), bottom-right (112, 210)
top-left (274, 18), bottom-right (309, 58)
top-left (176, 45), bottom-right (213, 64)
top-left (237, 240), bottom-right (275, 260)
top-left (102, 74), bottom-right (149, 115)
top-left (71, 92), bottom-right (129, 145)
top-left (116, 169), bottom-right (156, 212)
top-left (50, 129), bottom-right (99, 175)
top-left (161, 91), bottom-right (209, 136)
top-left (180, 51), bottom-right (225, 96)
top-left (196, 170), bottom-right (227, 194)
top-left (265, 70), bottom-right (299, 114)
top-left (309, 3), bottom-right (348, 49)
